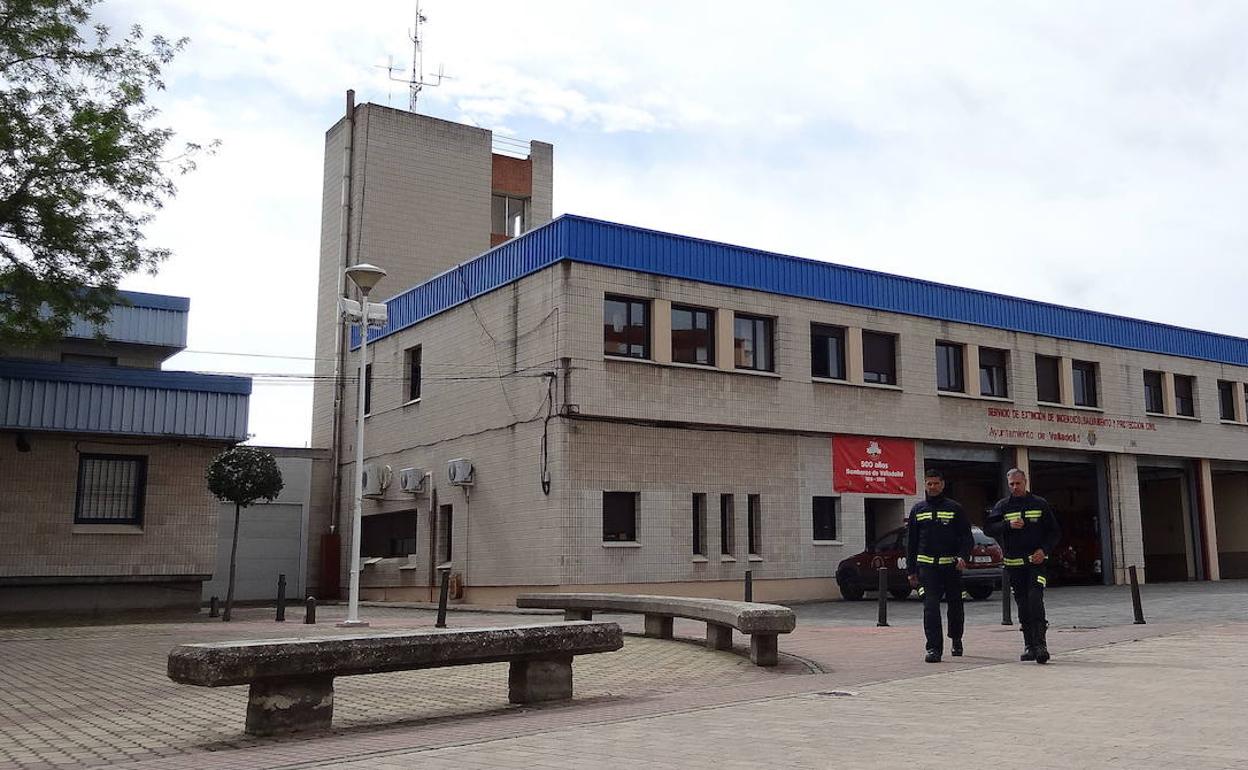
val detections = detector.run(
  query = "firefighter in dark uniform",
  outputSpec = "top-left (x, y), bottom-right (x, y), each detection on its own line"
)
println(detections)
top-left (986, 468), bottom-right (1062, 664)
top-left (906, 468), bottom-right (974, 663)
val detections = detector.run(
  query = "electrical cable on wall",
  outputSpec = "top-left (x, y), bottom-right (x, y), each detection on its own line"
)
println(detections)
top-left (540, 371), bottom-right (555, 495)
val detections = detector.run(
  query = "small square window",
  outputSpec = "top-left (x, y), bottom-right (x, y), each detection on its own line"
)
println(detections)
top-left (361, 510), bottom-right (417, 558)
top-left (603, 492), bottom-right (637, 542)
top-left (979, 347), bottom-right (1009, 398)
top-left (604, 296), bottom-right (651, 359)
top-left (1174, 375), bottom-right (1196, 417)
top-left (75, 454), bottom-right (146, 525)
top-left (811, 324), bottom-right (846, 380)
top-left (734, 314), bottom-right (774, 371)
top-left (1072, 360), bottom-right (1098, 407)
top-left (812, 497), bottom-right (838, 541)
top-left (671, 305), bottom-right (715, 365)
top-left (1143, 370), bottom-right (1164, 414)
top-left (862, 331), bottom-right (897, 385)
top-left (491, 194), bottom-right (530, 237)
top-left (1035, 355), bottom-right (1061, 403)
top-left (936, 341), bottom-right (965, 392)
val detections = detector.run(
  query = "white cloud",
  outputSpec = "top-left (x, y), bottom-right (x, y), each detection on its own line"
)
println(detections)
top-left (78, 0), bottom-right (1248, 446)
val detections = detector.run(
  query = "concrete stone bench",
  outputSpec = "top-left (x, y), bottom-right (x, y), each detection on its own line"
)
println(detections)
top-left (514, 593), bottom-right (796, 666)
top-left (166, 621), bottom-right (622, 736)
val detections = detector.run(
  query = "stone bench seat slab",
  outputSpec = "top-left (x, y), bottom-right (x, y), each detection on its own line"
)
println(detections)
top-left (514, 594), bottom-right (796, 634)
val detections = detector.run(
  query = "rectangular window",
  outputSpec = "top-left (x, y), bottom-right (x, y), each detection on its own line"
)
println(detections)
top-left (1175, 375), bottom-right (1196, 417)
top-left (747, 494), bottom-right (761, 555)
top-left (1218, 380), bottom-right (1236, 421)
top-left (603, 295), bottom-right (651, 359)
top-left (733, 314), bottom-right (774, 371)
top-left (862, 331), bottom-right (897, 385)
top-left (1072, 360), bottom-right (1098, 407)
top-left (75, 454), bottom-right (146, 525)
top-left (61, 353), bottom-right (117, 366)
top-left (1035, 355), bottom-right (1061, 403)
top-left (935, 341), bottom-right (965, 392)
top-left (438, 505), bottom-right (453, 563)
top-left (1143, 370), bottom-right (1164, 414)
top-left (979, 347), bottom-right (1009, 398)
top-left (361, 511), bottom-right (417, 558)
top-left (405, 346), bottom-right (422, 402)
top-left (363, 363), bottom-right (373, 415)
top-left (812, 496), bottom-right (838, 541)
top-left (603, 491), bottom-right (638, 542)
top-left (671, 305), bottom-right (715, 365)
top-left (719, 494), bottom-right (735, 555)
top-left (692, 493), bottom-right (707, 556)
top-left (491, 194), bottom-right (530, 237)
top-left (811, 324), bottom-right (846, 380)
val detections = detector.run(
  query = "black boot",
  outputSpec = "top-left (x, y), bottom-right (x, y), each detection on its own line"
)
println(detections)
top-left (951, 639), bottom-right (963, 657)
top-left (1020, 625), bottom-right (1036, 662)
top-left (1034, 623), bottom-right (1050, 665)
top-left (925, 649), bottom-right (941, 663)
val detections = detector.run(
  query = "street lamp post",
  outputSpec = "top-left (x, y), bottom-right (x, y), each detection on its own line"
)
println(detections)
top-left (340, 263), bottom-right (386, 628)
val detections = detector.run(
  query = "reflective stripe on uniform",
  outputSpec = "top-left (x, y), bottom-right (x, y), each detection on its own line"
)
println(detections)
top-left (916, 512), bottom-right (933, 521)
top-left (916, 555), bottom-right (935, 564)
top-left (936, 511), bottom-right (956, 519)
top-left (938, 556), bottom-right (958, 565)
top-left (917, 587), bottom-right (926, 597)
top-left (1036, 575), bottom-right (1047, 586)
top-left (1024, 509), bottom-right (1043, 519)
top-left (1003, 557), bottom-right (1026, 567)
top-left (1004, 512), bottom-right (1022, 521)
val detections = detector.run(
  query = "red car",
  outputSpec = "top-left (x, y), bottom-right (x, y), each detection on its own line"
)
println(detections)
top-left (836, 526), bottom-right (1003, 601)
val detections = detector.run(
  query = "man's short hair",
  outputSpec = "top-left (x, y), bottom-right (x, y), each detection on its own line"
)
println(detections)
top-left (1006, 468), bottom-right (1027, 480)
top-left (924, 468), bottom-right (944, 480)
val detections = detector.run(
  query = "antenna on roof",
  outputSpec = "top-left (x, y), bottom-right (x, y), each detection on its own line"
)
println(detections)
top-left (384, 1), bottom-right (451, 111)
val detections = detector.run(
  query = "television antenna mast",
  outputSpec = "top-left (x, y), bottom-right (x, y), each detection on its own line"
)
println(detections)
top-left (384, 1), bottom-right (450, 111)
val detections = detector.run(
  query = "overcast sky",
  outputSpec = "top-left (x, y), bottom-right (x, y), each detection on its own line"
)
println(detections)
top-left (100, 0), bottom-right (1248, 447)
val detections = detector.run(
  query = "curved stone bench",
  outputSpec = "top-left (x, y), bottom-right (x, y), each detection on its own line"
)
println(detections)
top-left (167, 621), bottom-right (622, 736)
top-left (515, 593), bottom-right (796, 666)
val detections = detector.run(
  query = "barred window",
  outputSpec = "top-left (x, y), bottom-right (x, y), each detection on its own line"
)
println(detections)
top-left (75, 455), bottom-right (146, 524)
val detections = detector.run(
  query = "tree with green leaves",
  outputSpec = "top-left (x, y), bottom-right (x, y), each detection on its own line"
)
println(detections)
top-left (0, 0), bottom-right (213, 349)
top-left (207, 446), bottom-right (284, 622)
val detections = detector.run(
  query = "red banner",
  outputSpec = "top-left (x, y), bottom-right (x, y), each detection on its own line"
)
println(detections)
top-left (832, 436), bottom-right (916, 495)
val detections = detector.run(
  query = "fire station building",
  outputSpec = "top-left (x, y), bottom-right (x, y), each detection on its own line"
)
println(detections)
top-left (332, 214), bottom-right (1248, 604)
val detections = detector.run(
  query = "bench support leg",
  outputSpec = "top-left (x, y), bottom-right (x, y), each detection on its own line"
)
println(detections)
top-left (749, 634), bottom-right (779, 666)
top-left (565, 609), bottom-right (593, 621)
top-left (509, 657), bottom-right (573, 703)
top-left (706, 623), bottom-right (733, 651)
top-left (245, 675), bottom-right (334, 736)
top-left (644, 614), bottom-right (674, 639)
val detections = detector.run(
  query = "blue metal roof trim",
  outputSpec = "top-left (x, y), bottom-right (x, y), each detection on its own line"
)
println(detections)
top-left (116, 290), bottom-right (190, 312)
top-left (0, 359), bottom-right (252, 395)
top-left (350, 221), bottom-right (566, 349)
top-left (351, 214), bottom-right (1248, 367)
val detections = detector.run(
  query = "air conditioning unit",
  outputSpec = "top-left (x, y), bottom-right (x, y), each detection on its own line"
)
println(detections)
top-left (398, 467), bottom-right (429, 494)
top-left (447, 458), bottom-right (474, 486)
top-left (361, 463), bottom-right (391, 497)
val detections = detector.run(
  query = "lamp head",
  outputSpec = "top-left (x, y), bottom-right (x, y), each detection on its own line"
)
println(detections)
top-left (345, 263), bottom-right (387, 294)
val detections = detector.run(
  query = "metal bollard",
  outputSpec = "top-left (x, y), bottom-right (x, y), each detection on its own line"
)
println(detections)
top-left (275, 574), bottom-right (286, 622)
top-left (876, 567), bottom-right (889, 627)
top-left (744, 570), bottom-right (753, 603)
top-left (304, 596), bottom-right (317, 625)
top-left (435, 568), bottom-right (451, 629)
top-left (208, 596), bottom-right (219, 618)
top-left (1129, 565), bottom-right (1146, 624)
top-left (1001, 572), bottom-right (1012, 626)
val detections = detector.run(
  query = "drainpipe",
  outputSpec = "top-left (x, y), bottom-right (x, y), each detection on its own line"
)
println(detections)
top-left (329, 89), bottom-right (357, 535)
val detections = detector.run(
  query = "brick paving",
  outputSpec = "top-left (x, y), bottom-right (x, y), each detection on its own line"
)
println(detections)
top-left (1, 582), bottom-right (1245, 769)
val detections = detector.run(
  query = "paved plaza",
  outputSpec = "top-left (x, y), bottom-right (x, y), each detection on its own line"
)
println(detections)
top-left (0, 581), bottom-right (1245, 769)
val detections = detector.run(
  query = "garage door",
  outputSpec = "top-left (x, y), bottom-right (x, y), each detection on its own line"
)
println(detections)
top-left (202, 503), bottom-right (304, 602)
